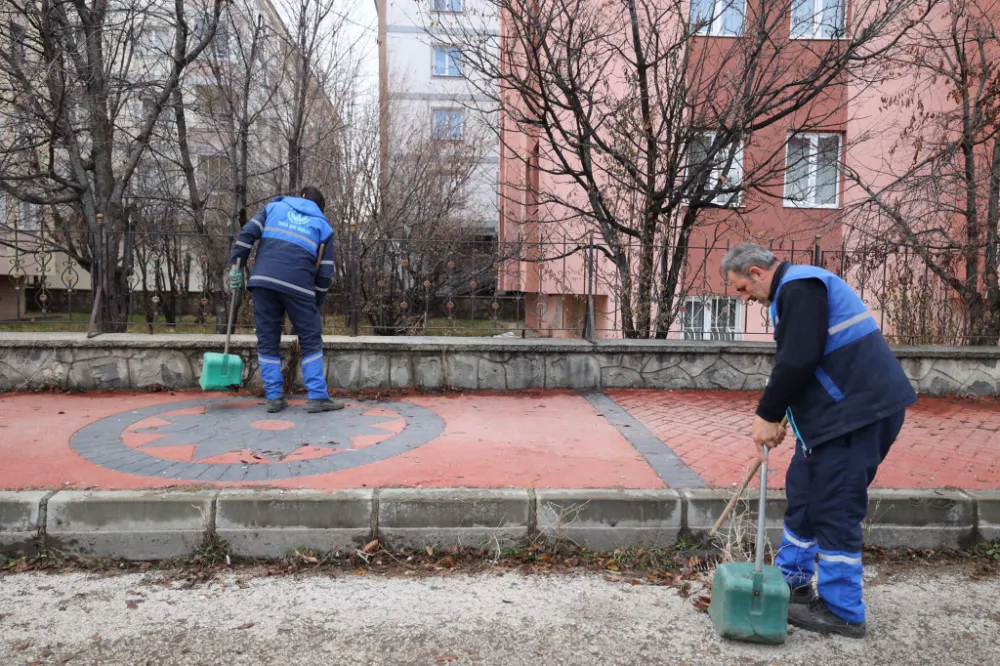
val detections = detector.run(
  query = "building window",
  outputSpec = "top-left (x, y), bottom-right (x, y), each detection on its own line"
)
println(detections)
top-left (432, 0), bottom-right (464, 11)
top-left (690, 0), bottom-right (746, 37)
top-left (194, 14), bottom-right (232, 59)
top-left (194, 84), bottom-right (230, 120)
top-left (791, 0), bottom-right (846, 40)
top-left (198, 154), bottom-right (233, 191)
top-left (682, 296), bottom-right (742, 341)
top-left (784, 133), bottom-right (841, 208)
top-left (432, 47), bottom-right (463, 77)
top-left (432, 109), bottom-right (465, 140)
top-left (688, 133), bottom-right (743, 207)
top-left (141, 26), bottom-right (173, 58)
top-left (140, 98), bottom-right (157, 120)
top-left (18, 202), bottom-right (38, 232)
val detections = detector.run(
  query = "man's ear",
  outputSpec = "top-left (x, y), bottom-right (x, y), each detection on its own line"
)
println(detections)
top-left (748, 266), bottom-right (764, 281)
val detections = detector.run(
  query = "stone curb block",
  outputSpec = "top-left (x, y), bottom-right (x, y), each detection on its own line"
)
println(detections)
top-left (0, 491), bottom-right (47, 556)
top-left (535, 490), bottom-right (682, 551)
top-left (0, 489), bottom-right (995, 560)
top-left (216, 489), bottom-right (374, 558)
top-left (969, 491), bottom-right (1000, 541)
top-left (45, 491), bottom-right (215, 560)
top-left (681, 489), bottom-right (788, 548)
top-left (377, 489), bottom-right (531, 551)
top-left (864, 489), bottom-right (977, 549)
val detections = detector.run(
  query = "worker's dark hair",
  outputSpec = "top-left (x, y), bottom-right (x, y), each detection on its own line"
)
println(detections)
top-left (300, 186), bottom-right (326, 213)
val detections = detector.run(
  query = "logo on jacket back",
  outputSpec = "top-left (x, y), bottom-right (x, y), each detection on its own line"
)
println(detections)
top-left (283, 210), bottom-right (312, 232)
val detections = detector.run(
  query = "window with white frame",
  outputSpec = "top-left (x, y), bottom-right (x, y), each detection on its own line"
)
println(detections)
top-left (682, 296), bottom-right (742, 341)
top-left (688, 133), bottom-right (743, 206)
top-left (791, 0), bottom-right (846, 39)
top-left (690, 0), bottom-right (746, 36)
top-left (432, 0), bottom-right (464, 11)
top-left (432, 47), bottom-right (463, 77)
top-left (432, 109), bottom-right (465, 140)
top-left (784, 133), bottom-right (841, 208)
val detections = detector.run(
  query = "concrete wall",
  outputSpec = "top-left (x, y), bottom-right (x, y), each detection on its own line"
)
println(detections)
top-left (1, 333), bottom-right (998, 396)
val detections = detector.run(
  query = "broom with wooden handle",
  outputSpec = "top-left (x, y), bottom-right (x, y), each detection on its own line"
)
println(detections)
top-left (709, 415), bottom-right (789, 536)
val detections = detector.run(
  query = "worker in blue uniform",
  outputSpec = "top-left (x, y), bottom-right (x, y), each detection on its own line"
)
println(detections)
top-left (720, 243), bottom-right (917, 639)
top-left (228, 186), bottom-right (341, 414)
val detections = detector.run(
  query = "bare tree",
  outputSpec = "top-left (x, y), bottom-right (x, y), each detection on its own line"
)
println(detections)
top-left (842, 0), bottom-right (1000, 345)
top-left (271, 0), bottom-right (365, 194)
top-left (319, 93), bottom-right (507, 334)
top-left (437, 0), bottom-right (932, 338)
top-left (0, 0), bottom-right (224, 331)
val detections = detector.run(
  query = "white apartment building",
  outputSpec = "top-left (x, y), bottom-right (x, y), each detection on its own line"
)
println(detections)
top-left (378, 0), bottom-right (500, 235)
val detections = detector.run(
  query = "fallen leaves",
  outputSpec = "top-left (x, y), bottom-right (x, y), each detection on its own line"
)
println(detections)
top-left (436, 655), bottom-right (460, 662)
top-left (12, 641), bottom-right (31, 652)
top-left (237, 622), bottom-right (255, 630)
top-left (363, 540), bottom-right (379, 554)
top-left (126, 600), bottom-right (141, 610)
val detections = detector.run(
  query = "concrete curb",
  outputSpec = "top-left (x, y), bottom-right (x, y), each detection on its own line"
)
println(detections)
top-left (0, 488), bottom-right (996, 560)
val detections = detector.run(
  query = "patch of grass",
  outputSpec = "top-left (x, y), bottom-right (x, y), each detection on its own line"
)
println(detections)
top-left (975, 539), bottom-right (1000, 562)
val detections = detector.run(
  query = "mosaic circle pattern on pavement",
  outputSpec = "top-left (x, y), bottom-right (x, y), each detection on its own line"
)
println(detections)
top-left (70, 398), bottom-right (446, 482)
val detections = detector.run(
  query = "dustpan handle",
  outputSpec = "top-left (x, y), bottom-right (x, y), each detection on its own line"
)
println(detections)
top-left (224, 258), bottom-right (241, 358)
top-left (754, 446), bottom-right (769, 573)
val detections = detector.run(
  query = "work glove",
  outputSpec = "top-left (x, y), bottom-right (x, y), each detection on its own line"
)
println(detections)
top-left (316, 291), bottom-right (327, 309)
top-left (229, 264), bottom-right (244, 290)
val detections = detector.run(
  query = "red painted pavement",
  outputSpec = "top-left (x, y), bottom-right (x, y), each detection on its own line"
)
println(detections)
top-left (0, 391), bottom-right (662, 491)
top-left (0, 389), bottom-right (996, 491)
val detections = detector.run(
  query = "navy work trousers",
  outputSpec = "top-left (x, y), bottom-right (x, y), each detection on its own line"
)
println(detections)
top-left (250, 287), bottom-right (327, 400)
top-left (774, 410), bottom-right (906, 624)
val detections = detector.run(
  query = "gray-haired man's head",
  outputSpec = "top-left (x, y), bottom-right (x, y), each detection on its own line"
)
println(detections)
top-left (720, 243), bottom-right (780, 304)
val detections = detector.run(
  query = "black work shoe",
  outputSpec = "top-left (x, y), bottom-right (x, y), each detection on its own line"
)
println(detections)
top-left (788, 598), bottom-right (866, 639)
top-left (266, 398), bottom-right (288, 413)
top-left (789, 583), bottom-right (818, 605)
top-left (305, 398), bottom-right (345, 413)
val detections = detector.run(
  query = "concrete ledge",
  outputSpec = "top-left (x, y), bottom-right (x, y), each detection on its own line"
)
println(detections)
top-left (45, 491), bottom-right (214, 560)
top-left (1, 488), bottom-right (995, 561)
top-left (2, 333), bottom-right (998, 396)
top-left (681, 489), bottom-right (787, 547)
top-left (0, 491), bottom-right (46, 556)
top-left (377, 489), bottom-right (531, 550)
top-left (216, 489), bottom-right (374, 558)
top-left (864, 489), bottom-right (977, 550)
top-left (969, 491), bottom-right (1000, 541)
top-left (536, 490), bottom-right (682, 551)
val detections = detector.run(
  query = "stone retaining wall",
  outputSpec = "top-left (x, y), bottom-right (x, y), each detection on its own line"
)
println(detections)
top-left (1, 333), bottom-right (999, 396)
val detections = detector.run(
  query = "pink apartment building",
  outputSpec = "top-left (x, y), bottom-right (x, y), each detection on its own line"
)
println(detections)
top-left (493, 0), bottom-right (982, 342)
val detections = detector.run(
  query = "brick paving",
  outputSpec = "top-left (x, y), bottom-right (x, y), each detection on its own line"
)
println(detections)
top-left (0, 388), bottom-right (996, 490)
top-left (607, 389), bottom-right (1000, 490)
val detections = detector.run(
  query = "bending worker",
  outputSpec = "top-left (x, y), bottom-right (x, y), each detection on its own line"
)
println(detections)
top-left (720, 242), bottom-right (917, 639)
top-left (228, 186), bottom-right (342, 414)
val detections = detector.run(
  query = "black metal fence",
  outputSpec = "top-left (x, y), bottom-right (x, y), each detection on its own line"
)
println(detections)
top-left (0, 229), bottom-right (987, 344)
